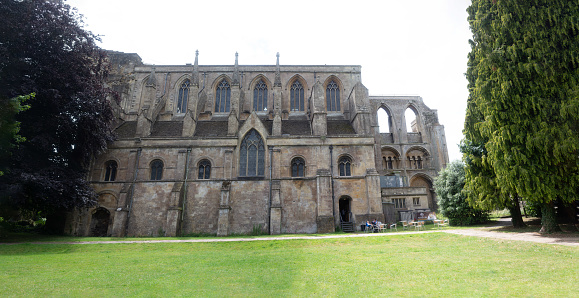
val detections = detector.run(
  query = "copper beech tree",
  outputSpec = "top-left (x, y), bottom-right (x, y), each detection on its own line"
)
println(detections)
top-left (0, 0), bottom-right (117, 228)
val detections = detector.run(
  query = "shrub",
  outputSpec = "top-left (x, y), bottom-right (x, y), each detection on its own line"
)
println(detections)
top-left (434, 161), bottom-right (489, 226)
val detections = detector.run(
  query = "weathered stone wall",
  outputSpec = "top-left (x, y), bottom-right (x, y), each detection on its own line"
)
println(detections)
top-left (128, 182), bottom-right (174, 236)
top-left (280, 179), bottom-right (318, 234)
top-left (65, 52), bottom-right (449, 237)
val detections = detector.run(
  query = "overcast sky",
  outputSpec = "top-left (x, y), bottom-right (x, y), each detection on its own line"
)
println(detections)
top-left (67, 0), bottom-right (472, 162)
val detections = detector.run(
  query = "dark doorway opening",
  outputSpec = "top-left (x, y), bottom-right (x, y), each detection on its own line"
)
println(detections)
top-left (339, 197), bottom-right (351, 222)
top-left (90, 207), bottom-right (110, 237)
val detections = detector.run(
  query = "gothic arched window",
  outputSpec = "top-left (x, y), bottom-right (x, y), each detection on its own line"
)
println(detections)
top-left (253, 79), bottom-right (268, 111)
top-left (177, 79), bottom-right (190, 113)
top-left (215, 79), bottom-right (231, 113)
top-left (290, 80), bottom-right (304, 111)
top-left (239, 130), bottom-right (265, 177)
top-left (104, 160), bottom-right (117, 182)
top-left (291, 157), bottom-right (305, 177)
top-left (150, 159), bottom-right (164, 181)
top-left (338, 156), bottom-right (351, 176)
top-left (326, 80), bottom-right (340, 111)
top-left (198, 159), bottom-right (211, 179)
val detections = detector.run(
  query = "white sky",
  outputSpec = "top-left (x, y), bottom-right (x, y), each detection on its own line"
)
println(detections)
top-left (67, 0), bottom-right (472, 162)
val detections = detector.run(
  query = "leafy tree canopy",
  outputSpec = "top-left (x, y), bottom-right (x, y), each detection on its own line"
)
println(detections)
top-left (434, 160), bottom-right (489, 226)
top-left (0, 94), bottom-right (31, 176)
top-left (0, 0), bottom-right (116, 217)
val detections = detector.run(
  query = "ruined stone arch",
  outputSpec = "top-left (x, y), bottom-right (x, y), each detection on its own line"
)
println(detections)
top-left (374, 103), bottom-right (396, 133)
top-left (409, 173), bottom-right (437, 211)
top-left (404, 104), bottom-right (423, 133)
top-left (405, 146), bottom-right (430, 169)
top-left (381, 146), bottom-right (401, 170)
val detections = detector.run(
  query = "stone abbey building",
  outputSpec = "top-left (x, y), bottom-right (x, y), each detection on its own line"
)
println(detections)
top-left (65, 51), bottom-right (449, 237)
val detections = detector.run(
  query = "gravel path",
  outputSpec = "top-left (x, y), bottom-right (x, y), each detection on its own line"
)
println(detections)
top-left (2, 219), bottom-right (577, 247)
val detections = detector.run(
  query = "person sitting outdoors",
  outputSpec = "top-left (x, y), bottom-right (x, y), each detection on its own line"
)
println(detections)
top-left (365, 221), bottom-right (372, 232)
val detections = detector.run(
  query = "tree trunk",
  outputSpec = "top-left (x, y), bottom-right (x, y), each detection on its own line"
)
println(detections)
top-left (509, 198), bottom-right (526, 228)
top-left (539, 201), bottom-right (561, 233)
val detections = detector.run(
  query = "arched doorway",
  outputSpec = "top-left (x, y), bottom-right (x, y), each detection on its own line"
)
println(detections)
top-left (410, 175), bottom-right (436, 211)
top-left (339, 196), bottom-right (352, 222)
top-left (90, 207), bottom-right (110, 237)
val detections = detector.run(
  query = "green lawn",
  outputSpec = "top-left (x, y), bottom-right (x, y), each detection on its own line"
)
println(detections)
top-left (1, 233), bottom-right (577, 297)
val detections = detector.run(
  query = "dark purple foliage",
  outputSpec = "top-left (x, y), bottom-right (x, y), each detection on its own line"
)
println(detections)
top-left (0, 0), bottom-right (116, 215)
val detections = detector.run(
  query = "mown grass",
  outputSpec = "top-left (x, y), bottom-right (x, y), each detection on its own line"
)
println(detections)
top-left (1, 233), bottom-right (577, 297)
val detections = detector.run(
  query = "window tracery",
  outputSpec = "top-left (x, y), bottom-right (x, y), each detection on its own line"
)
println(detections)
top-left (326, 80), bottom-right (340, 111)
top-left (291, 157), bottom-right (305, 177)
top-left (338, 156), bottom-right (351, 176)
top-left (177, 79), bottom-right (190, 113)
top-left (239, 130), bottom-right (265, 177)
top-left (215, 79), bottom-right (231, 113)
top-left (290, 80), bottom-right (304, 111)
top-left (253, 79), bottom-right (268, 111)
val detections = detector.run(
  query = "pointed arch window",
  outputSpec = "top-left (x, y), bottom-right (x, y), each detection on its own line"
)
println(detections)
top-left (198, 159), bottom-right (211, 179)
top-left (290, 80), bottom-right (304, 111)
top-left (150, 159), bottom-right (164, 181)
top-left (326, 80), bottom-right (340, 111)
top-left (338, 156), bottom-right (351, 176)
top-left (104, 160), bottom-right (117, 182)
top-left (291, 157), bottom-right (305, 177)
top-left (177, 79), bottom-right (190, 113)
top-left (215, 79), bottom-right (231, 113)
top-left (253, 79), bottom-right (268, 111)
top-left (239, 130), bottom-right (265, 177)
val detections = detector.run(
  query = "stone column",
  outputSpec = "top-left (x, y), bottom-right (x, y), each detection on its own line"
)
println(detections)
top-left (316, 169), bottom-right (334, 233)
top-left (270, 180), bottom-right (282, 235)
top-left (217, 181), bottom-right (231, 236)
top-left (365, 168), bottom-right (384, 222)
top-left (111, 183), bottom-right (132, 237)
top-left (165, 183), bottom-right (184, 236)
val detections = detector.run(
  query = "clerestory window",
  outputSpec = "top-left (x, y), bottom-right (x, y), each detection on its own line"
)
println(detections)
top-left (326, 80), bottom-right (340, 111)
top-left (177, 79), bottom-right (190, 113)
top-left (215, 79), bottom-right (231, 113)
top-left (253, 79), bottom-right (268, 111)
top-left (290, 80), bottom-right (304, 111)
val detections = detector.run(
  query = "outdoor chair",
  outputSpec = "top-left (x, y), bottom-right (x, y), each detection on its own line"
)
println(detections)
top-left (389, 223), bottom-right (397, 232)
top-left (436, 219), bottom-right (448, 229)
top-left (414, 221), bottom-right (425, 231)
top-left (401, 221), bottom-right (409, 231)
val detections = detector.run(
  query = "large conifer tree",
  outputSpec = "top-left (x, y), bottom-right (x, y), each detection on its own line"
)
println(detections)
top-left (464, 0), bottom-right (579, 233)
